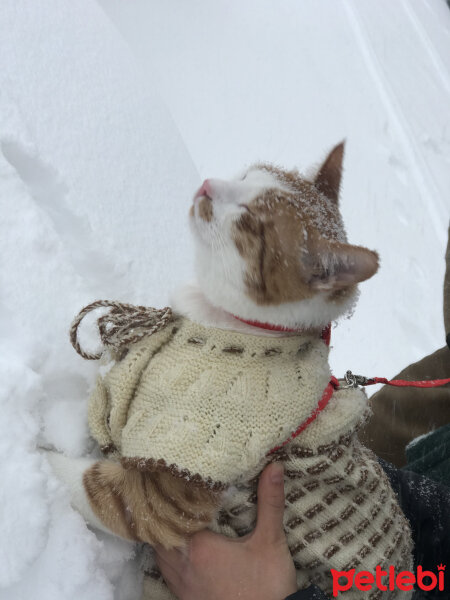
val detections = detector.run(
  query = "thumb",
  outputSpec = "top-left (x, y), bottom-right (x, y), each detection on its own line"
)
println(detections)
top-left (253, 462), bottom-right (286, 545)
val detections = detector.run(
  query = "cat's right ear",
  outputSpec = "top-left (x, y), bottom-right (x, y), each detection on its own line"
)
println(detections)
top-left (314, 141), bottom-right (345, 204)
top-left (305, 239), bottom-right (379, 291)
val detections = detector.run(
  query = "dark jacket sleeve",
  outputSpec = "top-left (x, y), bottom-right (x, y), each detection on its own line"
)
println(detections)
top-left (285, 585), bottom-right (329, 600)
top-left (378, 459), bottom-right (450, 597)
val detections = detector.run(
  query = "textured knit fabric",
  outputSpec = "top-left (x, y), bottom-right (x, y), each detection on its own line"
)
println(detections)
top-left (209, 437), bottom-right (413, 599)
top-left (89, 316), bottom-right (333, 487)
top-left (140, 432), bottom-right (413, 600)
top-left (87, 315), bottom-right (413, 600)
top-left (286, 460), bottom-right (450, 599)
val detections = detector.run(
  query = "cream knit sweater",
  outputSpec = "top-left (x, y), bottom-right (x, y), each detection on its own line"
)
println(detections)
top-left (88, 315), bottom-right (413, 600)
top-left (89, 316), bottom-right (334, 486)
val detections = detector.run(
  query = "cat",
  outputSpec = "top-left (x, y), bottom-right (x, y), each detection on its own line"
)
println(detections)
top-left (46, 142), bottom-right (413, 600)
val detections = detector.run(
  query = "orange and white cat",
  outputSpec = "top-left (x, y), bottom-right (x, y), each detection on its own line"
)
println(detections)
top-left (46, 143), bottom-right (412, 599)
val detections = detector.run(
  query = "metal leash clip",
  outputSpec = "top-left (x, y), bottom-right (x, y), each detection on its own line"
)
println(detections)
top-left (338, 370), bottom-right (369, 389)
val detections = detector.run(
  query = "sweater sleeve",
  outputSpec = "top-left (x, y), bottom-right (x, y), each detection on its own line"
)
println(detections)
top-left (285, 462), bottom-right (450, 600)
top-left (285, 585), bottom-right (330, 600)
top-left (88, 324), bottom-right (176, 455)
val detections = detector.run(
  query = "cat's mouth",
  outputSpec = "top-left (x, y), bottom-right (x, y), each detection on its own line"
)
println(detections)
top-left (194, 192), bottom-right (212, 203)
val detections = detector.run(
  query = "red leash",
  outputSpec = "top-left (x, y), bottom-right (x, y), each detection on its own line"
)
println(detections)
top-left (356, 376), bottom-right (450, 388)
top-left (336, 370), bottom-right (450, 390)
top-left (267, 373), bottom-right (450, 456)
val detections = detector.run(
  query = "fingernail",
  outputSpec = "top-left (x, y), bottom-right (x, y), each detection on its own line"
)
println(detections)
top-left (270, 462), bottom-right (284, 484)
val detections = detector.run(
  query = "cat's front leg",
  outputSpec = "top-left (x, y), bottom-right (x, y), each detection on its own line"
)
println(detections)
top-left (45, 451), bottom-right (221, 548)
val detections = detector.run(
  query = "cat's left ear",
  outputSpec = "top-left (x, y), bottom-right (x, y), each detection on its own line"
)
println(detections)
top-left (314, 141), bottom-right (345, 204)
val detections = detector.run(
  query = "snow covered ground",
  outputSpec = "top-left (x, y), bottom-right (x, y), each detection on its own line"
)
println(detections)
top-left (0, 1), bottom-right (449, 599)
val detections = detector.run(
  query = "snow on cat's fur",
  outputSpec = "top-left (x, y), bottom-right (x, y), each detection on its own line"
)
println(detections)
top-left (186, 142), bottom-right (379, 330)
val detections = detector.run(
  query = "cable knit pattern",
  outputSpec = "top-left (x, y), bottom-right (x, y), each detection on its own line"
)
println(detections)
top-left (89, 316), bottom-right (332, 486)
top-left (88, 315), bottom-right (413, 600)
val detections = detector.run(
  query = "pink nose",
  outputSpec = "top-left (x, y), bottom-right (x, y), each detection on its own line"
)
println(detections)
top-left (194, 179), bottom-right (212, 200)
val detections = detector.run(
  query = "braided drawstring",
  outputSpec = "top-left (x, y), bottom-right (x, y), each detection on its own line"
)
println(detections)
top-left (70, 300), bottom-right (173, 360)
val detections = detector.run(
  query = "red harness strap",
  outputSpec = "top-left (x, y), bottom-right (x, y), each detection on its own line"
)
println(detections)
top-left (268, 376), bottom-right (340, 455)
top-left (237, 315), bottom-right (450, 454)
top-left (230, 316), bottom-right (334, 455)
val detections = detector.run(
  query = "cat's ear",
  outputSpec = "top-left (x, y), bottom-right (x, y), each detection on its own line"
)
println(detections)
top-left (306, 240), bottom-right (379, 291)
top-left (314, 141), bottom-right (345, 204)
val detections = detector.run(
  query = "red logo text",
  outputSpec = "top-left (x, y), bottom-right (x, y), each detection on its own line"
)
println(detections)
top-left (330, 564), bottom-right (445, 596)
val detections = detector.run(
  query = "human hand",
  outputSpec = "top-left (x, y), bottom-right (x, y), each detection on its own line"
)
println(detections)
top-left (155, 462), bottom-right (297, 600)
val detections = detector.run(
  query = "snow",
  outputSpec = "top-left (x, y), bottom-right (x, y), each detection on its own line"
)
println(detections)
top-left (0, 0), bottom-right (196, 597)
top-left (98, 0), bottom-right (450, 376)
top-left (0, 1), bottom-right (449, 598)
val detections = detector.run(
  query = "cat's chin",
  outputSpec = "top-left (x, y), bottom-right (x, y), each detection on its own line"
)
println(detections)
top-left (171, 282), bottom-right (358, 333)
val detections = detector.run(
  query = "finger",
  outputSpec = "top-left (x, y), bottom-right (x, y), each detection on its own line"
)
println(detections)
top-left (154, 551), bottom-right (183, 597)
top-left (154, 543), bottom-right (186, 570)
top-left (253, 462), bottom-right (286, 545)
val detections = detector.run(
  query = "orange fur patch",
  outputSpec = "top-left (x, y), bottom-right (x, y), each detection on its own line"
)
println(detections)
top-left (197, 196), bottom-right (213, 222)
top-left (232, 180), bottom-right (347, 305)
top-left (83, 461), bottom-right (220, 549)
top-left (231, 143), bottom-right (378, 305)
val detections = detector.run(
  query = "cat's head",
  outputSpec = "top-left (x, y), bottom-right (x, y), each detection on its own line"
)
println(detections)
top-left (189, 142), bottom-right (379, 329)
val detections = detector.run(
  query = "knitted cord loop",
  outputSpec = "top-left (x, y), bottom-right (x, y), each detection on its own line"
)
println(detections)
top-left (70, 300), bottom-right (173, 360)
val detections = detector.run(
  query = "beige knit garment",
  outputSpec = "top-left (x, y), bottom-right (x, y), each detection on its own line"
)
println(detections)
top-left (88, 316), bottom-right (413, 600)
top-left (140, 399), bottom-right (413, 600)
top-left (88, 316), bottom-right (333, 486)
